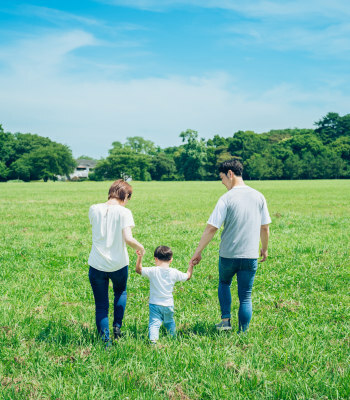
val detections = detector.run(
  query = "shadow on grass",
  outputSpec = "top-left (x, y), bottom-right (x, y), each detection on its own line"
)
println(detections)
top-left (177, 321), bottom-right (218, 337)
top-left (35, 320), bottom-right (96, 345)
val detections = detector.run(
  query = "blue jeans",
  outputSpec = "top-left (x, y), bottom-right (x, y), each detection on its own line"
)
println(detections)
top-left (149, 304), bottom-right (176, 341)
top-left (218, 257), bottom-right (258, 332)
top-left (89, 266), bottom-right (128, 341)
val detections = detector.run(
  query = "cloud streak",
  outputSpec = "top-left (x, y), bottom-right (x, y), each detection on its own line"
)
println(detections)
top-left (99, 0), bottom-right (350, 19)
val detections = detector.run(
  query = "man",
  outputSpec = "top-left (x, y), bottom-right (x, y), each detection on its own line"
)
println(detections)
top-left (189, 159), bottom-right (271, 332)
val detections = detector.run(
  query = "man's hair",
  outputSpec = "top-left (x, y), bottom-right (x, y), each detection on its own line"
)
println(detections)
top-left (108, 179), bottom-right (133, 201)
top-left (218, 159), bottom-right (243, 177)
top-left (154, 245), bottom-right (173, 261)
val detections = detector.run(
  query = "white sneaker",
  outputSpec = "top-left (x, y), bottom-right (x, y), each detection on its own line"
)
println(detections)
top-left (215, 319), bottom-right (232, 331)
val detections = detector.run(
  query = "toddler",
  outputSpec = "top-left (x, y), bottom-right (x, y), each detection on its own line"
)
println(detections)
top-left (136, 245), bottom-right (193, 343)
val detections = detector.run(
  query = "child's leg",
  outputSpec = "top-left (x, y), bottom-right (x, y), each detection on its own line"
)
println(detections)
top-left (149, 304), bottom-right (163, 342)
top-left (163, 306), bottom-right (176, 338)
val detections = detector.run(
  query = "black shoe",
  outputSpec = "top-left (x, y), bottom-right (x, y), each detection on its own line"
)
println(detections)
top-left (113, 326), bottom-right (122, 340)
top-left (215, 319), bottom-right (232, 331)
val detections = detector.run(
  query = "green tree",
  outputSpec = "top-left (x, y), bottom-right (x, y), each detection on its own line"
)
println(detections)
top-left (125, 136), bottom-right (156, 155)
top-left (178, 129), bottom-right (208, 180)
top-left (149, 153), bottom-right (177, 180)
top-left (91, 148), bottom-right (151, 181)
top-left (9, 144), bottom-right (75, 181)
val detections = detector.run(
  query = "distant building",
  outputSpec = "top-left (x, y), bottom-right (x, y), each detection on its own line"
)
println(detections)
top-left (69, 159), bottom-right (97, 180)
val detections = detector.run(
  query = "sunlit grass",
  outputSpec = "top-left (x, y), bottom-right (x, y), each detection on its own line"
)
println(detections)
top-left (0, 180), bottom-right (349, 399)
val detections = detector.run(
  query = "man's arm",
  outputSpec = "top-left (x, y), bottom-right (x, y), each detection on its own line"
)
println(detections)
top-left (189, 224), bottom-right (218, 267)
top-left (135, 251), bottom-right (142, 275)
top-left (260, 224), bottom-right (269, 262)
top-left (123, 226), bottom-right (145, 256)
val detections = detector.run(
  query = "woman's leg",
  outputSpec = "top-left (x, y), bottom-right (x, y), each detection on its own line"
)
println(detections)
top-left (88, 266), bottom-right (110, 341)
top-left (236, 259), bottom-right (258, 332)
top-left (109, 266), bottom-right (128, 329)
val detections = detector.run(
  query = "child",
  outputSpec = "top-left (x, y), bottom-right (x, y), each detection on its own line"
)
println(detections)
top-left (136, 245), bottom-right (193, 343)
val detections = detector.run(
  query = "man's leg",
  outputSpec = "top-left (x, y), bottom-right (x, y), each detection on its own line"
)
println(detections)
top-left (88, 266), bottom-right (110, 341)
top-left (110, 266), bottom-right (128, 336)
top-left (218, 257), bottom-right (236, 320)
top-left (236, 259), bottom-right (258, 332)
top-left (149, 304), bottom-right (163, 342)
top-left (163, 306), bottom-right (176, 338)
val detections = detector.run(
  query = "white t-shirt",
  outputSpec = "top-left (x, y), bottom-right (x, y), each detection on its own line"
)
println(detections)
top-left (141, 267), bottom-right (188, 307)
top-left (88, 203), bottom-right (135, 272)
top-left (207, 186), bottom-right (271, 259)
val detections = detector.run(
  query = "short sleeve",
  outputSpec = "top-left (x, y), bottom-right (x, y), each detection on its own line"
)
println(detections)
top-left (261, 197), bottom-right (272, 225)
top-left (207, 197), bottom-right (227, 229)
top-left (88, 206), bottom-right (94, 225)
top-left (121, 208), bottom-right (135, 229)
top-left (141, 267), bottom-right (153, 279)
top-left (173, 269), bottom-right (188, 283)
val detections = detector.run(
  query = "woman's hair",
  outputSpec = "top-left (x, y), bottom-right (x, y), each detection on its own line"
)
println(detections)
top-left (108, 179), bottom-right (133, 201)
top-left (154, 246), bottom-right (173, 261)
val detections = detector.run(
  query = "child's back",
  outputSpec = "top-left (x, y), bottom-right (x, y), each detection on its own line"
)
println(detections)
top-left (142, 266), bottom-right (188, 306)
top-left (136, 246), bottom-right (193, 343)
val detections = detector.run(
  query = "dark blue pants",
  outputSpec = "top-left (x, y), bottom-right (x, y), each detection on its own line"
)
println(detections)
top-left (218, 257), bottom-right (258, 332)
top-left (89, 265), bottom-right (128, 341)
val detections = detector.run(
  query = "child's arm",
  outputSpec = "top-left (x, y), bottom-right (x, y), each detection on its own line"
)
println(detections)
top-left (186, 264), bottom-right (193, 280)
top-left (135, 251), bottom-right (143, 275)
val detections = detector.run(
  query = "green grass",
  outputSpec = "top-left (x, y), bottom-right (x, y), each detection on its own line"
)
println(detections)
top-left (0, 180), bottom-right (349, 399)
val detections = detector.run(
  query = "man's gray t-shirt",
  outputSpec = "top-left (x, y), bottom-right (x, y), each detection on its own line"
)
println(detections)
top-left (207, 186), bottom-right (271, 259)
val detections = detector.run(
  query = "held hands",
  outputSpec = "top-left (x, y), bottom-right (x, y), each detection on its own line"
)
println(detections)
top-left (189, 252), bottom-right (202, 267)
top-left (137, 247), bottom-right (145, 257)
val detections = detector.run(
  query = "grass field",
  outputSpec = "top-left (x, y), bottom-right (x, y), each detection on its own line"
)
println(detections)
top-left (0, 180), bottom-right (349, 400)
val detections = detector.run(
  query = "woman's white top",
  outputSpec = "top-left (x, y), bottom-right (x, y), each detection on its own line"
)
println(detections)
top-left (88, 203), bottom-right (135, 272)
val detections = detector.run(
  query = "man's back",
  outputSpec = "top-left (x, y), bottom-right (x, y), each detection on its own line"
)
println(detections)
top-left (208, 186), bottom-right (271, 258)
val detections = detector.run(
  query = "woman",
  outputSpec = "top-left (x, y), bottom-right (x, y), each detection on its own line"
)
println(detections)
top-left (88, 179), bottom-right (144, 345)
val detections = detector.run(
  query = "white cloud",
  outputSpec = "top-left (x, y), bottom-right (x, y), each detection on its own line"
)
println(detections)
top-left (226, 21), bottom-right (350, 56)
top-left (1, 30), bottom-right (349, 159)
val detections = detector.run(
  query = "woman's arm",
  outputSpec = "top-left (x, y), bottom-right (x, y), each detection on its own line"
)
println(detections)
top-left (122, 226), bottom-right (145, 256)
top-left (135, 253), bottom-right (143, 275)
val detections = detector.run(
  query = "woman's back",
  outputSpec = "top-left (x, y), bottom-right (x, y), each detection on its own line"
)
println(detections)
top-left (88, 203), bottom-right (134, 272)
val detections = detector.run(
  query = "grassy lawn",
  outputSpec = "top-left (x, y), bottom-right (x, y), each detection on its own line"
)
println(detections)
top-left (0, 180), bottom-right (349, 399)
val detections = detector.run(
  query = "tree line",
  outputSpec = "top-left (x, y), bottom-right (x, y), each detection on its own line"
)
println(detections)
top-left (90, 112), bottom-right (350, 181)
top-left (1, 112), bottom-right (349, 182)
top-left (0, 127), bottom-right (75, 181)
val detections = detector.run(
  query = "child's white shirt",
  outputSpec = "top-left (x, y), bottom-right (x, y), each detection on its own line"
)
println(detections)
top-left (141, 266), bottom-right (188, 307)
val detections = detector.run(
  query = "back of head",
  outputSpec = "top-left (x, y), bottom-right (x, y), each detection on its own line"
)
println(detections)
top-left (218, 159), bottom-right (243, 176)
top-left (154, 246), bottom-right (173, 261)
top-left (108, 179), bottom-right (133, 201)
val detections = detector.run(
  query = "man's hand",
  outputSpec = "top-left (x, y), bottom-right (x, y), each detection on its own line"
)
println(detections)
top-left (189, 252), bottom-right (202, 267)
top-left (259, 249), bottom-right (268, 262)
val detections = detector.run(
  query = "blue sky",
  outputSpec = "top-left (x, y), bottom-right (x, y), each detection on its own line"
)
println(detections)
top-left (1, 0), bottom-right (350, 158)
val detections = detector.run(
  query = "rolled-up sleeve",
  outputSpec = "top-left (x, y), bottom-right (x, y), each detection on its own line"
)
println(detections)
top-left (207, 197), bottom-right (227, 229)
top-left (261, 197), bottom-right (272, 225)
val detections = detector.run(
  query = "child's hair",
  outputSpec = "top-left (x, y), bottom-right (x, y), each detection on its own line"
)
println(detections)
top-left (154, 245), bottom-right (173, 261)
